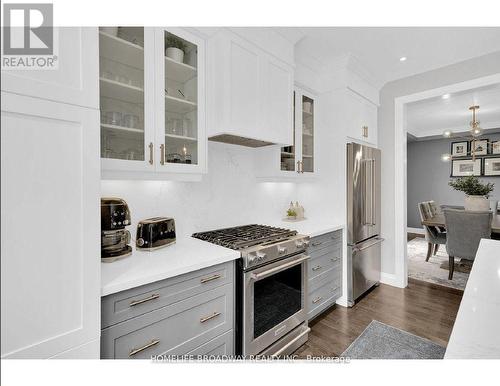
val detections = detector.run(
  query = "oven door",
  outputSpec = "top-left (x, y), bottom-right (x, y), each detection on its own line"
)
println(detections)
top-left (243, 252), bottom-right (309, 355)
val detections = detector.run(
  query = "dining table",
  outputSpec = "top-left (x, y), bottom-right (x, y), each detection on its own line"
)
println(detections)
top-left (421, 212), bottom-right (500, 234)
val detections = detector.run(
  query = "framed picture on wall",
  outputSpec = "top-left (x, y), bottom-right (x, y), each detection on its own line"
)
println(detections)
top-left (451, 141), bottom-right (469, 157)
top-left (470, 139), bottom-right (488, 156)
top-left (483, 157), bottom-right (500, 176)
top-left (451, 158), bottom-right (481, 177)
top-left (492, 141), bottom-right (500, 154)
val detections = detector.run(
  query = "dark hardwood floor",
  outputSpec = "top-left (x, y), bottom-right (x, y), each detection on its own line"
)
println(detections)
top-left (295, 278), bottom-right (463, 358)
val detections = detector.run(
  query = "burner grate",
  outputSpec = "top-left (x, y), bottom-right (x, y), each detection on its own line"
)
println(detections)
top-left (192, 224), bottom-right (297, 250)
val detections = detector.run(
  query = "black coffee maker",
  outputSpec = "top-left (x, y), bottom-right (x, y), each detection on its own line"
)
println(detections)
top-left (101, 197), bottom-right (132, 262)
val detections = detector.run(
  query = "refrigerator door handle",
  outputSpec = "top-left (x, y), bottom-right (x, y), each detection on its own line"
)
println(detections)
top-left (371, 158), bottom-right (376, 226)
top-left (353, 237), bottom-right (384, 253)
top-left (363, 159), bottom-right (375, 226)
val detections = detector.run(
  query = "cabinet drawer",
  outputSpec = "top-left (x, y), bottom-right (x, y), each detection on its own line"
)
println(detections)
top-left (308, 231), bottom-right (342, 254)
top-left (101, 284), bottom-right (233, 359)
top-left (308, 251), bottom-right (341, 280)
top-left (186, 330), bottom-right (234, 357)
top-left (308, 278), bottom-right (341, 320)
top-left (102, 262), bottom-right (233, 328)
top-left (308, 265), bottom-right (341, 293)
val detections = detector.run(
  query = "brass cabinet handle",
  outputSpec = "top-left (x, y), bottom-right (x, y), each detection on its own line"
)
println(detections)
top-left (312, 265), bottom-right (322, 271)
top-left (160, 144), bottom-right (165, 165)
top-left (129, 293), bottom-right (160, 307)
top-left (129, 339), bottom-right (160, 357)
top-left (200, 274), bottom-right (221, 284)
top-left (311, 241), bottom-right (323, 247)
top-left (331, 256), bottom-right (340, 262)
top-left (362, 125), bottom-right (368, 138)
top-left (200, 311), bottom-right (221, 323)
top-left (148, 142), bottom-right (154, 164)
top-left (296, 160), bottom-right (301, 173)
top-left (312, 296), bottom-right (323, 304)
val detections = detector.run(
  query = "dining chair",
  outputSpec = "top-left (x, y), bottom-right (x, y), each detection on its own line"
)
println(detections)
top-left (444, 209), bottom-right (492, 280)
top-left (418, 202), bottom-right (446, 261)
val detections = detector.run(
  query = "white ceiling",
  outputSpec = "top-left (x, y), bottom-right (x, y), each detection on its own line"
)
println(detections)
top-left (279, 27), bottom-right (500, 87)
top-left (406, 83), bottom-right (500, 138)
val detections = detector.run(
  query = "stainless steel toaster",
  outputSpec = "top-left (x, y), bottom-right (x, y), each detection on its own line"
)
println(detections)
top-left (136, 217), bottom-right (176, 251)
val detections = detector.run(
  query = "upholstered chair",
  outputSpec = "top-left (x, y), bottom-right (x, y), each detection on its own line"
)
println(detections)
top-left (418, 202), bottom-right (447, 261)
top-left (444, 209), bottom-right (492, 280)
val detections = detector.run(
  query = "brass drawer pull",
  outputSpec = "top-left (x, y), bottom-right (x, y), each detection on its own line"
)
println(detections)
top-left (200, 274), bottom-right (221, 284)
top-left (129, 293), bottom-right (160, 307)
top-left (129, 339), bottom-right (160, 357)
top-left (331, 257), bottom-right (340, 262)
top-left (312, 265), bottom-right (322, 271)
top-left (200, 311), bottom-right (221, 323)
top-left (312, 296), bottom-right (323, 304)
top-left (311, 241), bottom-right (323, 247)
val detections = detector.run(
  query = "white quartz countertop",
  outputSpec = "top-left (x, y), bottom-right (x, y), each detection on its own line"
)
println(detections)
top-left (268, 218), bottom-right (344, 238)
top-left (445, 238), bottom-right (500, 359)
top-left (101, 237), bottom-right (240, 297)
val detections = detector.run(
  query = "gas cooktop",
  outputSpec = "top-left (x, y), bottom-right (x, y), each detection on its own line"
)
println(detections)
top-left (192, 224), bottom-right (297, 250)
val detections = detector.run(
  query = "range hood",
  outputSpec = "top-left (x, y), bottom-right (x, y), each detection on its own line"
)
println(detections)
top-left (208, 134), bottom-right (275, 148)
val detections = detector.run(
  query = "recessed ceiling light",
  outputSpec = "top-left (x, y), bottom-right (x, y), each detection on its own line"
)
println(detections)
top-left (399, 56), bottom-right (407, 62)
top-left (442, 94), bottom-right (451, 99)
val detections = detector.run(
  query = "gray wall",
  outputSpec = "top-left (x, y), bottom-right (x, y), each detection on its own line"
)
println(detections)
top-left (378, 50), bottom-right (500, 275)
top-left (407, 134), bottom-right (500, 228)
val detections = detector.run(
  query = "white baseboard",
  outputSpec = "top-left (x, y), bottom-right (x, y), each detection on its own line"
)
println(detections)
top-left (380, 272), bottom-right (406, 288)
top-left (407, 227), bottom-right (425, 235)
top-left (335, 295), bottom-right (348, 308)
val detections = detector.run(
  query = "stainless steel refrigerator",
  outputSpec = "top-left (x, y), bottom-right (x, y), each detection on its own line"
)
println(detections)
top-left (346, 143), bottom-right (383, 306)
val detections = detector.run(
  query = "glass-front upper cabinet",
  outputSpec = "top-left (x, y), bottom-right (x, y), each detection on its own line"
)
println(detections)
top-left (301, 94), bottom-right (314, 173)
top-left (99, 27), bottom-right (155, 173)
top-left (99, 27), bottom-right (206, 179)
top-left (278, 87), bottom-right (315, 176)
top-left (155, 27), bottom-right (205, 173)
top-left (280, 92), bottom-right (296, 172)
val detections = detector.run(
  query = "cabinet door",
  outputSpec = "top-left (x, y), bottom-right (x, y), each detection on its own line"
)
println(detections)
top-left (99, 27), bottom-right (155, 172)
top-left (362, 98), bottom-right (378, 146)
top-left (300, 91), bottom-right (315, 173)
top-left (280, 91), bottom-right (298, 173)
top-left (154, 28), bottom-right (206, 173)
top-left (344, 89), bottom-right (377, 146)
top-left (263, 56), bottom-right (293, 145)
top-left (1, 27), bottom-right (98, 109)
top-left (1, 93), bottom-right (100, 358)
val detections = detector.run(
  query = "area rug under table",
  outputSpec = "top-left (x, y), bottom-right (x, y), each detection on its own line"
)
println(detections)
top-left (407, 237), bottom-right (470, 290)
top-left (341, 320), bottom-right (446, 359)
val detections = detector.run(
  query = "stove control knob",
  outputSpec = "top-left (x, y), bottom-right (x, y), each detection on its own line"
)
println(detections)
top-left (247, 253), bottom-right (257, 265)
top-left (278, 246), bottom-right (287, 255)
top-left (256, 252), bottom-right (267, 261)
top-left (295, 241), bottom-right (304, 248)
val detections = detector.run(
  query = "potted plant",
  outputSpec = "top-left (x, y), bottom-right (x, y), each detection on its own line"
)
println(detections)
top-left (449, 176), bottom-right (494, 211)
top-left (166, 36), bottom-right (187, 63)
top-left (286, 208), bottom-right (297, 220)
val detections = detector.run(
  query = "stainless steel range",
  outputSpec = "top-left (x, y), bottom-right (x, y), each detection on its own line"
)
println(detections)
top-left (193, 224), bottom-right (311, 357)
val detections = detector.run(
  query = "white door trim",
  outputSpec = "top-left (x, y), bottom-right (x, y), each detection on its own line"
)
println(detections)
top-left (393, 73), bottom-right (500, 288)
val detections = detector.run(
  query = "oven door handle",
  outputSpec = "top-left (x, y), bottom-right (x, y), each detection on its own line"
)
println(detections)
top-left (250, 255), bottom-right (310, 281)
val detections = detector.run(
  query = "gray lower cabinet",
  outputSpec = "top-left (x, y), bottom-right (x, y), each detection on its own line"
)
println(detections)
top-left (307, 230), bottom-right (343, 320)
top-left (101, 261), bottom-right (235, 359)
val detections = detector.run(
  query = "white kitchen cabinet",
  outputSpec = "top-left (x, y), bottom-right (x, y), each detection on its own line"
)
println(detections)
top-left (1, 92), bottom-right (100, 359)
top-left (99, 27), bottom-right (206, 180)
top-left (207, 30), bottom-right (294, 146)
top-left (255, 87), bottom-right (316, 180)
top-left (1, 27), bottom-right (99, 109)
top-left (344, 89), bottom-right (378, 146)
